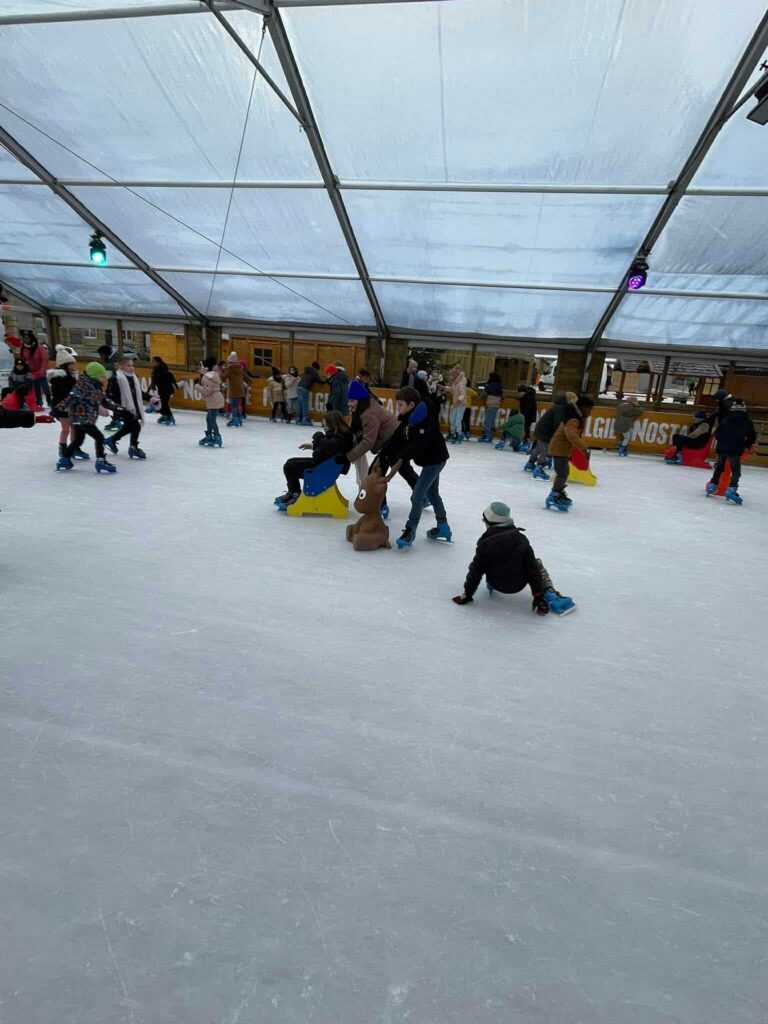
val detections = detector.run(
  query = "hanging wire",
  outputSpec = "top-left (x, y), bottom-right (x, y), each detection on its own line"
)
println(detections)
top-left (0, 62), bottom-right (357, 326)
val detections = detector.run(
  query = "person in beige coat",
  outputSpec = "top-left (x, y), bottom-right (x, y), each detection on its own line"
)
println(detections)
top-left (265, 368), bottom-right (287, 422)
top-left (446, 364), bottom-right (467, 443)
top-left (221, 352), bottom-right (250, 426)
top-left (197, 356), bottom-right (224, 447)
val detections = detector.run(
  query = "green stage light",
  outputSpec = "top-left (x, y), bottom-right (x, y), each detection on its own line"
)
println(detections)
top-left (89, 231), bottom-right (107, 265)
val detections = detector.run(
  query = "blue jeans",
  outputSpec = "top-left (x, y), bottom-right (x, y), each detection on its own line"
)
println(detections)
top-left (483, 407), bottom-right (499, 436)
top-left (297, 387), bottom-right (311, 423)
top-left (449, 406), bottom-right (465, 434)
top-left (407, 461), bottom-right (447, 530)
top-left (206, 409), bottom-right (221, 438)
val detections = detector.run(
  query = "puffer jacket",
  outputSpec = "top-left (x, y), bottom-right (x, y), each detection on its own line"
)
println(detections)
top-left (548, 403), bottom-right (589, 458)
top-left (380, 401), bottom-right (450, 469)
top-left (346, 400), bottom-right (398, 462)
top-left (199, 370), bottom-right (225, 410)
top-left (21, 341), bottom-right (49, 380)
top-left (63, 374), bottom-right (119, 426)
top-left (266, 376), bottom-right (285, 401)
top-left (500, 411), bottom-right (525, 439)
top-left (615, 401), bottom-right (642, 434)
top-left (463, 524), bottom-right (545, 599)
top-left (49, 367), bottom-right (77, 410)
top-left (299, 365), bottom-right (321, 391)
top-left (448, 369), bottom-right (467, 407)
top-left (484, 380), bottom-right (503, 408)
top-left (515, 385), bottom-right (538, 422)
top-left (715, 409), bottom-right (757, 456)
top-left (327, 370), bottom-right (349, 414)
top-left (283, 373), bottom-right (299, 400)
top-left (222, 362), bottom-right (248, 400)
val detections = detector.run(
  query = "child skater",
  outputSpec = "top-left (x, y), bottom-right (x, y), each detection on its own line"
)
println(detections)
top-left (377, 386), bottom-right (452, 549)
top-left (6, 355), bottom-right (36, 412)
top-left (545, 394), bottom-right (594, 513)
top-left (266, 367), bottom-right (287, 422)
top-left (451, 502), bottom-right (575, 615)
top-left (274, 411), bottom-right (353, 509)
top-left (56, 362), bottom-right (125, 473)
top-left (614, 393), bottom-right (642, 456)
top-left (283, 366), bottom-right (300, 423)
top-left (198, 356), bottom-right (225, 447)
top-left (49, 345), bottom-right (88, 461)
top-left (495, 408), bottom-right (525, 451)
top-left (103, 355), bottom-right (148, 459)
top-left (705, 399), bottom-right (756, 505)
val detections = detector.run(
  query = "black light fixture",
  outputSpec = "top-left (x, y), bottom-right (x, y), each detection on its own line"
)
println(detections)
top-left (627, 256), bottom-right (649, 291)
top-left (89, 230), bottom-right (107, 265)
top-left (746, 76), bottom-right (768, 125)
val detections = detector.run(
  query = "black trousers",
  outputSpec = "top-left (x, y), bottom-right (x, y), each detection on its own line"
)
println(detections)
top-left (271, 401), bottom-right (287, 421)
top-left (159, 391), bottom-right (173, 417)
top-left (112, 418), bottom-right (141, 447)
top-left (552, 455), bottom-right (570, 494)
top-left (283, 457), bottom-right (315, 493)
top-left (461, 408), bottom-right (472, 433)
top-left (672, 433), bottom-right (708, 452)
top-left (712, 453), bottom-right (741, 488)
top-left (65, 423), bottom-right (105, 459)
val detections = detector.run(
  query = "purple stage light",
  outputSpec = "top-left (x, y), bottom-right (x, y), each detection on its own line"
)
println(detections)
top-left (627, 259), bottom-right (648, 291)
top-left (628, 272), bottom-right (646, 290)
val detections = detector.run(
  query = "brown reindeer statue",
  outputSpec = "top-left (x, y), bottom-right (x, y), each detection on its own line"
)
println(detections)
top-left (346, 462), bottom-right (401, 551)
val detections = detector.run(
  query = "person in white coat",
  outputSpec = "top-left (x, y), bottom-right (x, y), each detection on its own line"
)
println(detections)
top-left (103, 356), bottom-right (148, 459)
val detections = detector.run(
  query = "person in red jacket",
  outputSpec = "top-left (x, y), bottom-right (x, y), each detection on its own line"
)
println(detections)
top-left (20, 331), bottom-right (51, 410)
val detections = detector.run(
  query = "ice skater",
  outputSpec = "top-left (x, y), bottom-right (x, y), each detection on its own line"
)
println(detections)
top-left (151, 355), bottom-right (179, 425)
top-left (274, 411), bottom-right (353, 510)
top-left (664, 410), bottom-right (713, 463)
top-left (451, 502), bottom-right (575, 615)
top-left (103, 355), bottom-right (148, 460)
top-left (49, 345), bottom-right (89, 462)
top-left (198, 357), bottom-right (224, 447)
top-left (445, 363), bottom-right (467, 444)
top-left (545, 394), bottom-right (594, 512)
top-left (522, 391), bottom-right (574, 475)
top-left (56, 362), bottom-right (124, 473)
top-left (614, 393), bottom-right (642, 456)
top-left (495, 408), bottom-right (525, 452)
top-left (706, 399), bottom-right (756, 504)
top-left (377, 387), bottom-right (452, 548)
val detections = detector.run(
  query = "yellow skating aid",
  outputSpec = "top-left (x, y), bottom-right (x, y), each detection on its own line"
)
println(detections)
top-left (568, 449), bottom-right (597, 487)
top-left (286, 484), bottom-right (349, 519)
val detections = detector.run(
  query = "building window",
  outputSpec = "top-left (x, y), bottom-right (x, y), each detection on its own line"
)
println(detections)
top-left (84, 327), bottom-right (97, 340)
top-left (122, 329), bottom-right (134, 345)
top-left (252, 347), bottom-right (273, 367)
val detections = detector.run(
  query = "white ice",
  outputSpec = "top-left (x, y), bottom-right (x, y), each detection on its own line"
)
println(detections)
top-left (1, 411), bottom-right (766, 1024)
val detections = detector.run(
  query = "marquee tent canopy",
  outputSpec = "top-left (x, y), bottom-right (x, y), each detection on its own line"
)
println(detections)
top-left (1, 0), bottom-right (768, 357)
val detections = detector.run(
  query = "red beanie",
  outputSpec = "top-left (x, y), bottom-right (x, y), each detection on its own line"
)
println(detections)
top-left (324, 363), bottom-right (338, 377)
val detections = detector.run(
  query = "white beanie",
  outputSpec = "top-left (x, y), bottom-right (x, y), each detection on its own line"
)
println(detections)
top-left (55, 344), bottom-right (76, 367)
top-left (483, 501), bottom-right (515, 526)
top-left (227, 351), bottom-right (239, 364)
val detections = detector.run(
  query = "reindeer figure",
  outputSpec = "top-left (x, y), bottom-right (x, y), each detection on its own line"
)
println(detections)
top-left (346, 462), bottom-right (400, 551)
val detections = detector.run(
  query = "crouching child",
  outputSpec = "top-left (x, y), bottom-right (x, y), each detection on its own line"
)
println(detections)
top-left (452, 502), bottom-right (575, 615)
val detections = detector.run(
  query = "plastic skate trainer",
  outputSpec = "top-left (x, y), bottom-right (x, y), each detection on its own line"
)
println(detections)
top-left (568, 448), bottom-right (597, 487)
top-left (287, 456), bottom-right (349, 519)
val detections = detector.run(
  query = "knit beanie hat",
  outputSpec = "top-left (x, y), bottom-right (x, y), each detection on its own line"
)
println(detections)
top-left (347, 379), bottom-right (369, 401)
top-left (85, 361), bottom-right (107, 379)
top-left (324, 363), bottom-right (338, 377)
top-left (694, 410), bottom-right (708, 419)
top-left (227, 351), bottom-right (239, 364)
top-left (714, 388), bottom-right (730, 401)
top-left (55, 344), bottom-right (76, 367)
top-left (416, 370), bottom-right (428, 380)
top-left (483, 501), bottom-right (514, 527)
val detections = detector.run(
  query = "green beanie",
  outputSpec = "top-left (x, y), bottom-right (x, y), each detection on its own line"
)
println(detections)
top-left (483, 501), bottom-right (514, 526)
top-left (85, 361), bottom-right (107, 380)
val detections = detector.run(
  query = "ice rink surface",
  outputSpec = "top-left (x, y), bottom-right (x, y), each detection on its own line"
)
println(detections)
top-left (1, 411), bottom-right (766, 1024)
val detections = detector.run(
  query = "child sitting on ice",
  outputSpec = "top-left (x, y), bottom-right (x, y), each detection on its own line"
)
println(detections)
top-left (275, 411), bottom-right (353, 509)
top-left (452, 502), bottom-right (575, 615)
top-left (495, 409), bottom-right (525, 451)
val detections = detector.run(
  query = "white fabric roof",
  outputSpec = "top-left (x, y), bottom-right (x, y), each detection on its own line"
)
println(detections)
top-left (1, 0), bottom-right (767, 354)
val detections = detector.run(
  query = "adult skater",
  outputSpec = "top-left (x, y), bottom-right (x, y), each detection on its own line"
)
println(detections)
top-left (545, 394), bottom-right (594, 513)
top-left (324, 364), bottom-right (350, 415)
top-left (451, 501), bottom-right (575, 615)
top-left (151, 356), bottom-right (179, 425)
top-left (57, 362), bottom-right (125, 473)
top-left (296, 361), bottom-right (322, 426)
top-left (664, 410), bottom-right (713, 463)
top-left (198, 357), bottom-right (224, 448)
top-left (400, 358), bottom-right (419, 389)
top-left (103, 356), bottom-right (148, 459)
top-left (266, 367), bottom-right (287, 422)
top-left (706, 399), bottom-right (756, 504)
top-left (479, 372), bottom-right (503, 442)
top-left (614, 393), bottom-right (642, 456)
top-left (378, 386), bottom-right (452, 549)
top-left (446, 364), bottom-right (467, 444)
top-left (221, 352), bottom-right (250, 427)
top-left (514, 383), bottom-right (538, 447)
top-left (283, 366), bottom-right (300, 422)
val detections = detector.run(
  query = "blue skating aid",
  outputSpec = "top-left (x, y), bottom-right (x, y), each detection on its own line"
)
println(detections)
top-left (426, 523), bottom-right (452, 542)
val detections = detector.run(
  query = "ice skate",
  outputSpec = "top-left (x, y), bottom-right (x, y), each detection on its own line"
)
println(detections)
top-left (486, 583), bottom-right (495, 596)
top-left (277, 492), bottom-right (300, 511)
top-left (156, 415), bottom-right (168, 424)
top-left (56, 455), bottom-right (74, 471)
top-left (381, 502), bottom-right (389, 521)
top-left (532, 466), bottom-right (550, 481)
top-left (617, 443), bottom-right (628, 457)
top-left (72, 447), bottom-right (90, 460)
top-left (665, 452), bottom-right (682, 464)
top-left (545, 491), bottom-right (569, 513)
top-left (211, 435), bottom-right (223, 448)
top-left (523, 461), bottom-right (534, 473)
top-left (494, 440), bottom-right (506, 450)
top-left (95, 458), bottom-right (117, 474)
top-left (705, 481), bottom-right (717, 496)
top-left (199, 435), bottom-right (212, 446)
top-left (518, 440), bottom-right (531, 454)
top-left (396, 526), bottom-right (416, 548)
top-left (103, 436), bottom-right (118, 454)
top-left (426, 522), bottom-right (452, 542)
top-left (542, 588), bottom-right (576, 616)
top-left (724, 486), bottom-right (743, 505)
top-left (104, 420), bottom-right (121, 433)
top-left (128, 446), bottom-right (147, 459)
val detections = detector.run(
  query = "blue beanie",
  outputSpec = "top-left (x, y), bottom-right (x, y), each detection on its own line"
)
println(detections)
top-left (347, 380), bottom-right (369, 401)
top-left (714, 388), bottom-right (729, 401)
top-left (694, 410), bottom-right (708, 419)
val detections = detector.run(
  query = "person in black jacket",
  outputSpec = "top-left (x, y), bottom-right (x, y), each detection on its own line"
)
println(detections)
top-left (49, 346), bottom-right (89, 461)
top-left (706, 399), bottom-right (757, 503)
top-left (514, 384), bottom-right (538, 445)
top-left (378, 387), bottom-right (451, 548)
top-left (276, 411), bottom-right (353, 507)
top-left (522, 391), bottom-right (574, 472)
top-left (151, 356), bottom-right (179, 424)
top-left (452, 502), bottom-right (575, 615)
top-left (297, 361), bottom-right (322, 426)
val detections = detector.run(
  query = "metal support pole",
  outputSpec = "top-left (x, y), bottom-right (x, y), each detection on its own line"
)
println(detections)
top-left (0, 124), bottom-right (206, 325)
top-left (0, 2), bottom-right (258, 26)
top-left (585, 10), bottom-right (768, 356)
top-left (654, 355), bottom-right (671, 409)
top-left (116, 319), bottom-right (124, 358)
top-left (265, 4), bottom-right (389, 345)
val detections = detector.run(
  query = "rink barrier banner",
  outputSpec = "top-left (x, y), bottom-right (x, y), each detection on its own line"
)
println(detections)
top-left (76, 365), bottom-right (766, 462)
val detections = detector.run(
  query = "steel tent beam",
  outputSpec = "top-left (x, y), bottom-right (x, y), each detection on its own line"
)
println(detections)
top-left (0, 124), bottom-right (206, 324)
top-left (0, 2), bottom-right (266, 27)
top-left (260, 3), bottom-right (388, 341)
top-left (0, 277), bottom-right (48, 313)
top-left (585, 10), bottom-right (768, 360)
